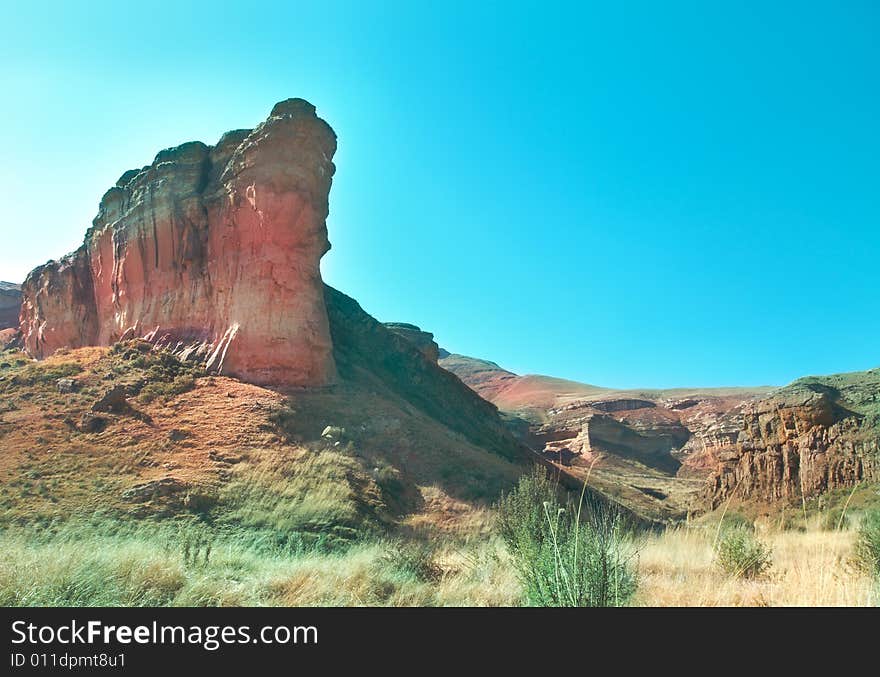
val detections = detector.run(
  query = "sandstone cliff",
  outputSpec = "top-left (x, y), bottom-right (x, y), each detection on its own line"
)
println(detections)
top-left (703, 371), bottom-right (880, 506)
top-left (20, 99), bottom-right (337, 386)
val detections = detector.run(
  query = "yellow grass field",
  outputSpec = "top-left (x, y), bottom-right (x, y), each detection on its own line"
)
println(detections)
top-left (636, 524), bottom-right (877, 607)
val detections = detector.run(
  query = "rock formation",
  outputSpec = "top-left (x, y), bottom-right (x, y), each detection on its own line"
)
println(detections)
top-left (19, 99), bottom-right (337, 386)
top-left (702, 373), bottom-right (880, 506)
top-left (329, 291), bottom-right (524, 461)
top-left (383, 323), bottom-right (440, 363)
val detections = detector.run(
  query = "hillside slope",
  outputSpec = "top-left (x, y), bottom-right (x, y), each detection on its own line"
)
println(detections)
top-left (0, 327), bottom-right (529, 543)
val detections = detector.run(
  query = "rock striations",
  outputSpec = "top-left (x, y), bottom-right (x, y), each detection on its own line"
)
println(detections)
top-left (20, 99), bottom-right (337, 386)
top-left (703, 373), bottom-right (880, 506)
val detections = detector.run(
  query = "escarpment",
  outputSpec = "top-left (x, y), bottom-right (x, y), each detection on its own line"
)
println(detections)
top-left (20, 99), bottom-right (337, 386)
top-left (703, 374), bottom-right (880, 506)
top-left (14, 95), bottom-right (879, 519)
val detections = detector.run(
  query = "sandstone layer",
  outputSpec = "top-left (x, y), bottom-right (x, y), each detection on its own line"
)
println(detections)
top-left (20, 99), bottom-right (337, 386)
top-left (702, 372), bottom-right (880, 506)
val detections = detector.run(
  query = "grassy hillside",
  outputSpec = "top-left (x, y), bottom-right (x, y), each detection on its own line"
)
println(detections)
top-left (781, 368), bottom-right (880, 420)
top-left (0, 340), bottom-right (528, 540)
top-left (1, 333), bottom-right (876, 606)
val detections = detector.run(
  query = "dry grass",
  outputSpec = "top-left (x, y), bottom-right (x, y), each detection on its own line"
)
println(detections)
top-left (263, 538), bottom-right (520, 606)
top-left (637, 522), bottom-right (878, 606)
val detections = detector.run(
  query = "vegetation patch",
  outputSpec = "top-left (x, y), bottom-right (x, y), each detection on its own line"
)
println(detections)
top-left (715, 527), bottom-right (773, 579)
top-left (496, 468), bottom-right (638, 607)
top-left (217, 448), bottom-right (387, 545)
top-left (6, 361), bottom-right (82, 387)
top-left (854, 509), bottom-right (880, 575)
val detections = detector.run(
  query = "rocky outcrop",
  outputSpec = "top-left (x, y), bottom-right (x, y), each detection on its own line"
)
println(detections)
top-left (441, 352), bottom-right (764, 477)
top-left (384, 323), bottom-right (440, 363)
top-left (0, 282), bottom-right (21, 330)
top-left (19, 99), bottom-right (337, 386)
top-left (704, 375), bottom-right (880, 506)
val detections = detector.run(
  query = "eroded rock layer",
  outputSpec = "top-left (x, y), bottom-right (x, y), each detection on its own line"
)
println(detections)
top-left (20, 99), bottom-right (337, 386)
top-left (703, 374), bottom-right (880, 506)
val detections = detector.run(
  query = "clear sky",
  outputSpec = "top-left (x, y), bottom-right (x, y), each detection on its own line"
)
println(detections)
top-left (1, 1), bottom-right (877, 388)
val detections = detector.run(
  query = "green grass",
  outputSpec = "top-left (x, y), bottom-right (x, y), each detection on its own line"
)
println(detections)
top-left (218, 448), bottom-right (383, 542)
top-left (854, 509), bottom-right (880, 575)
top-left (496, 467), bottom-right (638, 607)
top-left (0, 518), bottom-right (521, 607)
top-left (6, 361), bottom-right (83, 387)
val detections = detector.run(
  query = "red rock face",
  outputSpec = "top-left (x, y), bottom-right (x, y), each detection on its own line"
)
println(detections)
top-left (702, 386), bottom-right (880, 506)
top-left (20, 99), bottom-right (338, 386)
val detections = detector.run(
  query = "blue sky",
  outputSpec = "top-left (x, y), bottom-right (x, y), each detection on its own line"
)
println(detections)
top-left (1, 1), bottom-right (877, 388)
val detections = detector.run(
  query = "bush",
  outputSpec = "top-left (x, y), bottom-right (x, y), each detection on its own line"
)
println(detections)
top-left (715, 527), bottom-right (772, 579)
top-left (854, 510), bottom-right (880, 575)
top-left (382, 541), bottom-right (442, 582)
top-left (496, 467), bottom-right (637, 607)
top-left (139, 374), bottom-right (196, 403)
top-left (821, 505), bottom-right (849, 532)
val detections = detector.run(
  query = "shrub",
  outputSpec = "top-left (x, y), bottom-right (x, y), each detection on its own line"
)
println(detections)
top-left (854, 509), bottom-right (880, 575)
top-left (382, 541), bottom-right (442, 582)
top-left (374, 464), bottom-right (404, 498)
top-left (139, 374), bottom-right (196, 403)
top-left (715, 527), bottom-right (772, 579)
top-left (822, 505), bottom-right (849, 532)
top-left (496, 467), bottom-right (637, 607)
